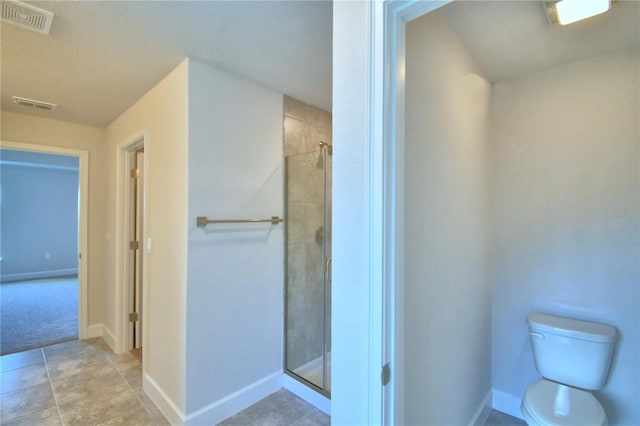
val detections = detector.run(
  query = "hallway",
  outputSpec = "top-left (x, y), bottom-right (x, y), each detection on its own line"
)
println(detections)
top-left (0, 338), bottom-right (167, 425)
top-left (0, 338), bottom-right (332, 426)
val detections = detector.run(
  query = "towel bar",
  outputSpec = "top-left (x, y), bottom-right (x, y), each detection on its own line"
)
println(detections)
top-left (196, 216), bottom-right (283, 226)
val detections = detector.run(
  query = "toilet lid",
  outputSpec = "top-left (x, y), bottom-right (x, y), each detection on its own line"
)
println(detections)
top-left (523, 380), bottom-right (606, 426)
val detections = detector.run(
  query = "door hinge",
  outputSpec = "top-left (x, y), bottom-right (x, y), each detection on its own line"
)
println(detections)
top-left (130, 168), bottom-right (140, 178)
top-left (129, 240), bottom-right (140, 250)
top-left (129, 312), bottom-right (139, 322)
top-left (381, 362), bottom-right (391, 386)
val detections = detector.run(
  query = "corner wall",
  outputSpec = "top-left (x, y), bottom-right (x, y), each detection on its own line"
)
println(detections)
top-left (331, 1), bottom-right (376, 423)
top-left (184, 59), bottom-right (284, 423)
top-left (489, 50), bottom-right (640, 425)
top-left (105, 59), bottom-right (189, 417)
top-left (404, 11), bottom-right (492, 425)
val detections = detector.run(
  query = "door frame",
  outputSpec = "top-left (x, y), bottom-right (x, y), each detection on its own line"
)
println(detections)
top-left (375, 1), bottom-right (454, 424)
top-left (0, 140), bottom-right (90, 339)
top-left (115, 130), bottom-right (148, 354)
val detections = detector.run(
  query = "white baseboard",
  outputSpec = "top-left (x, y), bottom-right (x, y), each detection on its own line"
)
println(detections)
top-left (143, 373), bottom-right (185, 426)
top-left (281, 373), bottom-right (331, 415)
top-left (84, 323), bottom-right (103, 339)
top-left (185, 371), bottom-right (282, 425)
top-left (492, 388), bottom-right (525, 420)
top-left (468, 390), bottom-right (492, 426)
top-left (1, 269), bottom-right (78, 283)
top-left (140, 371), bottom-right (330, 426)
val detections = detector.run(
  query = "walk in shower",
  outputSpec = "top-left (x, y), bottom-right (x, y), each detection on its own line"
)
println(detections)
top-left (283, 96), bottom-right (332, 395)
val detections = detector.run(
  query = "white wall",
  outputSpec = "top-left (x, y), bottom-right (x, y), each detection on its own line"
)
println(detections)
top-left (1, 150), bottom-right (79, 281)
top-left (405, 11), bottom-right (492, 425)
top-left (106, 60), bottom-right (189, 415)
top-left (0, 112), bottom-right (107, 326)
top-left (184, 59), bottom-right (284, 422)
top-left (490, 50), bottom-right (640, 425)
top-left (332, 1), bottom-right (377, 424)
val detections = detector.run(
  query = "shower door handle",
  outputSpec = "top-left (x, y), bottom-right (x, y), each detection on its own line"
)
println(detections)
top-left (326, 257), bottom-right (332, 283)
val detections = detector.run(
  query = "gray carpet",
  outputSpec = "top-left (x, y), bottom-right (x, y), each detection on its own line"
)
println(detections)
top-left (1, 277), bottom-right (78, 355)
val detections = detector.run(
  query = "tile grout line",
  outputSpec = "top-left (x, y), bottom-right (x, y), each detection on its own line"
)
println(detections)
top-left (41, 347), bottom-right (66, 426)
top-left (104, 348), bottom-right (161, 425)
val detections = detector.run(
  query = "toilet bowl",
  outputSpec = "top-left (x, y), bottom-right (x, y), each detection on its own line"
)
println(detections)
top-left (521, 379), bottom-right (607, 426)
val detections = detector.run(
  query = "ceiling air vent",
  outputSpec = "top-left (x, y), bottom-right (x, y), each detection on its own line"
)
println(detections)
top-left (12, 96), bottom-right (57, 111)
top-left (1, 0), bottom-right (54, 35)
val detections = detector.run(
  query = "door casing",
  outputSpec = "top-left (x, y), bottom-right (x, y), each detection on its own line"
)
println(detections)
top-left (115, 130), bottom-right (148, 354)
top-left (0, 140), bottom-right (90, 339)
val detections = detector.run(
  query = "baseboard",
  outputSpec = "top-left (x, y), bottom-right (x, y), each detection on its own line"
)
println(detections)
top-left (143, 373), bottom-right (185, 426)
top-left (101, 325), bottom-right (116, 351)
top-left (83, 323), bottom-right (104, 340)
top-left (184, 370), bottom-right (282, 425)
top-left (281, 373), bottom-right (331, 415)
top-left (1, 269), bottom-right (78, 283)
top-left (468, 390), bottom-right (492, 426)
top-left (492, 388), bottom-right (525, 420)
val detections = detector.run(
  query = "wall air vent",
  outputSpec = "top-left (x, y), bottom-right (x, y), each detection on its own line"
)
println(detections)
top-left (1, 0), bottom-right (54, 35)
top-left (12, 96), bottom-right (57, 111)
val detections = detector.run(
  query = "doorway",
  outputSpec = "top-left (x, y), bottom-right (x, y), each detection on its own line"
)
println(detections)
top-left (129, 148), bottom-right (144, 357)
top-left (0, 141), bottom-right (89, 354)
top-left (116, 132), bottom-right (147, 358)
top-left (380, 0), bottom-right (640, 424)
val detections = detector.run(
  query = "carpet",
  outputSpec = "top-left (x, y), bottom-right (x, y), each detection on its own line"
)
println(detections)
top-left (1, 277), bottom-right (78, 355)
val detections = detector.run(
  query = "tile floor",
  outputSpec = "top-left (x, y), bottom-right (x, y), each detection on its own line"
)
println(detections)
top-left (1, 338), bottom-right (522, 426)
top-left (217, 389), bottom-right (330, 426)
top-left (223, 400), bottom-right (522, 426)
top-left (485, 409), bottom-right (527, 426)
top-left (0, 338), bottom-right (329, 426)
top-left (0, 338), bottom-right (168, 426)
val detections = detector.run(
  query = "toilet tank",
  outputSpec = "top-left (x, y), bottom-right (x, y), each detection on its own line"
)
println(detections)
top-left (527, 312), bottom-right (616, 390)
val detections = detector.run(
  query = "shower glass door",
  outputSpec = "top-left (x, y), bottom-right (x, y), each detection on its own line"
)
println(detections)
top-left (285, 145), bottom-right (331, 395)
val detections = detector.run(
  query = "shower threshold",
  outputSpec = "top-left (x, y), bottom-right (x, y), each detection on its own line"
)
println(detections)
top-left (292, 351), bottom-right (331, 392)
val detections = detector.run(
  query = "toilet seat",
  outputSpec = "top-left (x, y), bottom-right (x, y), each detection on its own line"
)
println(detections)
top-left (521, 380), bottom-right (607, 426)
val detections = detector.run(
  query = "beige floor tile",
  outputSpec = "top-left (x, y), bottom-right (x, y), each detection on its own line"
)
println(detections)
top-left (50, 368), bottom-right (124, 406)
top-left (0, 382), bottom-right (56, 423)
top-left (133, 388), bottom-right (170, 426)
top-left (0, 364), bottom-right (48, 394)
top-left (130, 348), bottom-right (142, 363)
top-left (42, 339), bottom-right (104, 359)
top-left (0, 349), bottom-right (43, 373)
top-left (106, 351), bottom-right (140, 373)
top-left (58, 387), bottom-right (143, 426)
top-left (120, 363), bottom-right (143, 389)
top-left (45, 349), bottom-right (112, 380)
top-left (0, 407), bottom-right (62, 426)
top-left (96, 407), bottom-right (155, 426)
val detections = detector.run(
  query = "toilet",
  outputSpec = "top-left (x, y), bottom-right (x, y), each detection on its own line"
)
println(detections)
top-left (521, 312), bottom-right (617, 426)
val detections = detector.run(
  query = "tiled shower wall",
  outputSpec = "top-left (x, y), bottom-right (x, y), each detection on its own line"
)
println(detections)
top-left (284, 95), bottom-right (332, 373)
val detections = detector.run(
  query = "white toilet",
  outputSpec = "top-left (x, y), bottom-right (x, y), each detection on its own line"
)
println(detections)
top-left (521, 312), bottom-right (617, 426)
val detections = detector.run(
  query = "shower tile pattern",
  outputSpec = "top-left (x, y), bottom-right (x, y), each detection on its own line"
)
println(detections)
top-left (284, 96), bottom-right (332, 380)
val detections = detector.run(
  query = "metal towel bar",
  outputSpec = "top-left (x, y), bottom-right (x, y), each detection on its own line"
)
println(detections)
top-left (196, 216), bottom-right (283, 227)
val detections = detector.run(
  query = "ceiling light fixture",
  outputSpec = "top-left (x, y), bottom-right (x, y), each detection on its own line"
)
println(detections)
top-left (544, 0), bottom-right (613, 25)
top-left (12, 96), bottom-right (57, 111)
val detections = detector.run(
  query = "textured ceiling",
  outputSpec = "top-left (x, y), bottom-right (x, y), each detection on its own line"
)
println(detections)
top-left (439, 0), bottom-right (639, 83)
top-left (1, 1), bottom-right (333, 127)
top-left (2, 1), bottom-right (638, 129)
